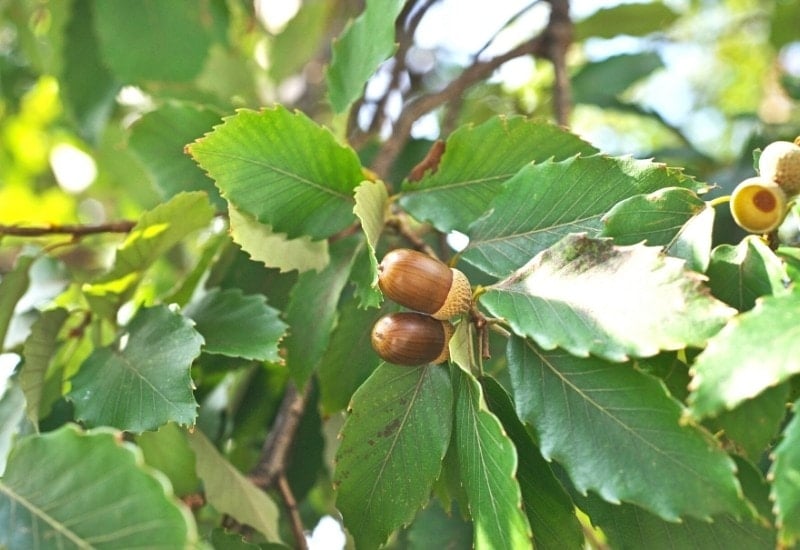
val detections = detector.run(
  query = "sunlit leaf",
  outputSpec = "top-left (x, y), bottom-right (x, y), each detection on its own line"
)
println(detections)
top-left (228, 204), bottom-right (329, 274)
top-left (451, 367), bottom-right (532, 548)
top-left (335, 363), bottom-right (452, 549)
top-left (770, 397), bottom-right (800, 547)
top-left (507, 336), bottom-right (750, 521)
top-left (353, 179), bottom-right (388, 308)
top-left (688, 292), bottom-right (800, 419)
top-left (481, 234), bottom-right (734, 361)
top-left (400, 117), bottom-right (598, 234)
top-left (0, 425), bottom-right (196, 548)
top-left (186, 429), bottom-right (283, 543)
top-left (574, 3), bottom-right (679, 39)
top-left (67, 305), bottom-right (203, 432)
top-left (183, 288), bottom-right (287, 362)
top-left (188, 106), bottom-right (363, 240)
top-left (327, 0), bottom-right (404, 113)
top-left (463, 156), bottom-right (703, 277)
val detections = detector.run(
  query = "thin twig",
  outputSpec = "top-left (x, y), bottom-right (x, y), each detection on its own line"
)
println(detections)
top-left (543, 0), bottom-right (572, 126)
top-left (370, 34), bottom-right (546, 178)
top-left (473, 0), bottom-right (543, 60)
top-left (278, 474), bottom-right (308, 550)
top-left (0, 221), bottom-right (136, 238)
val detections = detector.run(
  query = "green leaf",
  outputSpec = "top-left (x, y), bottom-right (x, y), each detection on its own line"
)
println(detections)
top-left (327, 0), bottom-right (404, 113)
top-left (481, 377), bottom-right (583, 550)
top-left (183, 288), bottom-right (287, 362)
top-left (20, 308), bottom-right (69, 426)
top-left (507, 336), bottom-right (749, 522)
top-left (601, 187), bottom-right (713, 272)
top-left (481, 234), bottom-right (734, 362)
top-left (451, 367), bottom-right (532, 548)
top-left (93, 0), bottom-right (215, 82)
top-left (705, 383), bottom-right (789, 461)
top-left (463, 156), bottom-right (703, 277)
top-left (284, 236), bottom-right (363, 386)
top-left (403, 499), bottom-right (473, 548)
top-left (228, 204), bottom-right (329, 274)
top-left (0, 378), bottom-right (27, 474)
top-left (335, 363), bottom-right (452, 549)
top-left (574, 3), bottom-right (679, 39)
top-left (317, 298), bottom-right (386, 414)
top-left (67, 305), bottom-right (203, 432)
top-left (270, 0), bottom-right (333, 82)
top-left (61, 0), bottom-right (119, 144)
top-left (0, 254), bottom-right (34, 350)
top-left (770, 397), bottom-right (800, 547)
top-left (707, 236), bottom-right (788, 311)
top-left (188, 106), bottom-right (364, 240)
top-left (128, 102), bottom-right (225, 208)
top-left (186, 429), bottom-right (283, 543)
top-left (688, 292), bottom-right (800, 419)
top-left (136, 422), bottom-right (200, 497)
top-left (400, 117), bottom-right (598, 233)
top-left (353, 179), bottom-right (388, 308)
top-left (83, 191), bottom-right (215, 308)
top-left (0, 425), bottom-right (196, 548)
top-left (572, 53), bottom-right (663, 107)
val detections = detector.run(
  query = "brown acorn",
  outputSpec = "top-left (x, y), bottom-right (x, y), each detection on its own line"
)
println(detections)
top-left (371, 312), bottom-right (453, 366)
top-left (377, 248), bottom-right (472, 320)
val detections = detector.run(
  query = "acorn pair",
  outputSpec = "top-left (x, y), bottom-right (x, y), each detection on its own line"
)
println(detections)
top-left (371, 249), bottom-right (472, 366)
top-left (730, 139), bottom-right (800, 234)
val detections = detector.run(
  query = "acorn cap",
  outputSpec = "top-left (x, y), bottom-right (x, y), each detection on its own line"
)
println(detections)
top-left (431, 268), bottom-right (472, 320)
top-left (758, 140), bottom-right (800, 195)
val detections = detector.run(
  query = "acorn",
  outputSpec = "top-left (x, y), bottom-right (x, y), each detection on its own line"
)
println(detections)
top-left (730, 177), bottom-right (788, 234)
top-left (758, 140), bottom-right (800, 195)
top-left (371, 312), bottom-right (453, 366)
top-left (378, 248), bottom-right (472, 320)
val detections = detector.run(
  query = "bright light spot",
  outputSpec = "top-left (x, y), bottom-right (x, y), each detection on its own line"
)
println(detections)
top-left (447, 230), bottom-right (470, 252)
top-left (117, 85), bottom-right (151, 107)
top-left (780, 42), bottom-right (800, 77)
top-left (410, 112), bottom-right (440, 140)
top-left (255, 0), bottom-right (301, 33)
top-left (306, 516), bottom-right (346, 550)
top-left (50, 143), bottom-right (97, 193)
top-left (0, 354), bottom-right (21, 398)
top-left (495, 57), bottom-right (535, 88)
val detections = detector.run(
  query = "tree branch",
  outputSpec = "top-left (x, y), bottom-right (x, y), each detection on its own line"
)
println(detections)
top-left (0, 221), bottom-right (136, 238)
top-left (278, 474), bottom-right (308, 550)
top-left (543, 0), bottom-right (572, 126)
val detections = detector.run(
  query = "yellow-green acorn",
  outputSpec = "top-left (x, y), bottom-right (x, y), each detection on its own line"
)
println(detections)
top-left (378, 248), bottom-right (472, 320)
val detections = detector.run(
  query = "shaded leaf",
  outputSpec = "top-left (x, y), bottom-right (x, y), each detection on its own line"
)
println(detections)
top-left (94, 0), bottom-right (215, 82)
top-left (67, 305), bottom-right (203, 432)
top-left (353, 179), bottom-right (388, 308)
top-left (270, 0), bottom-right (333, 82)
top-left (188, 106), bottom-right (363, 240)
top-left (228, 204), bottom-right (329, 274)
top-left (688, 292), bottom-right (800, 419)
top-left (770, 397), bottom-right (800, 546)
top-left (572, 53), bottom-right (663, 108)
top-left (0, 378), bottom-right (27, 474)
top-left (507, 336), bottom-right (749, 521)
top-left (451, 367), bottom-right (532, 548)
top-left (335, 363), bottom-right (452, 549)
top-left (183, 288), bottom-right (287, 362)
top-left (481, 377), bottom-right (583, 550)
top-left (575, 3), bottom-right (679, 39)
top-left (284, 236), bottom-right (363, 386)
top-left (129, 102), bottom-right (224, 208)
top-left (0, 254), bottom-right (33, 349)
top-left (463, 156), bottom-right (703, 277)
top-left (136, 422), bottom-right (200, 497)
top-left (400, 117), bottom-right (598, 234)
top-left (601, 187), bottom-right (713, 272)
top-left (20, 308), bottom-right (69, 426)
top-left (186, 429), bottom-right (282, 543)
top-left (481, 234), bottom-right (734, 361)
top-left (403, 499), bottom-right (472, 549)
top-left (707, 236), bottom-right (788, 311)
top-left (0, 425), bottom-right (196, 548)
top-left (327, 0), bottom-right (404, 113)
